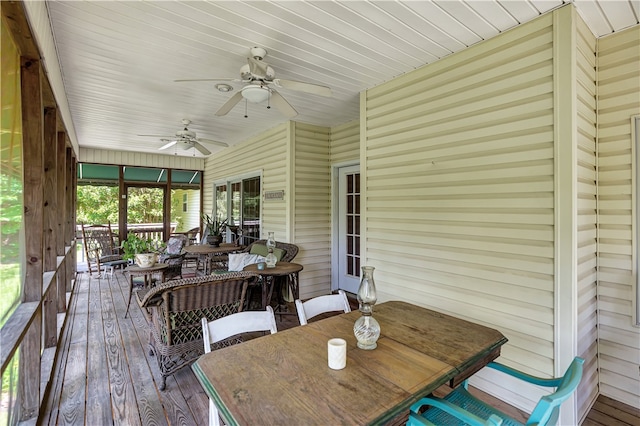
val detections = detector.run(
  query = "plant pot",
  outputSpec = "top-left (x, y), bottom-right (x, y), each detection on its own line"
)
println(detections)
top-left (135, 253), bottom-right (157, 268)
top-left (206, 235), bottom-right (222, 247)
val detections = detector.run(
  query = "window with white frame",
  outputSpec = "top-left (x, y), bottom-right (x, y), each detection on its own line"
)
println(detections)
top-left (214, 173), bottom-right (261, 245)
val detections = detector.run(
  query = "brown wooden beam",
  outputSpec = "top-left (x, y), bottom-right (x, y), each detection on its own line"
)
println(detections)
top-left (57, 131), bottom-right (68, 313)
top-left (19, 54), bottom-right (44, 421)
top-left (43, 107), bottom-right (58, 348)
top-left (1, 2), bottom-right (40, 58)
top-left (43, 107), bottom-right (58, 271)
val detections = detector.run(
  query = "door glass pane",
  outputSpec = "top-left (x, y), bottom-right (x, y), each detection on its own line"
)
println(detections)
top-left (215, 184), bottom-right (227, 222)
top-left (230, 181), bottom-right (241, 229)
top-left (345, 172), bottom-right (361, 278)
top-left (242, 177), bottom-right (261, 244)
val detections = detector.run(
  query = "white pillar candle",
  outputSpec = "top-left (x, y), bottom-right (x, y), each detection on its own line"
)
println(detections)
top-left (327, 338), bottom-right (347, 370)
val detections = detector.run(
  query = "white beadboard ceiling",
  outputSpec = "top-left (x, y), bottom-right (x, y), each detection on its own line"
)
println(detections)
top-left (42, 0), bottom-right (638, 158)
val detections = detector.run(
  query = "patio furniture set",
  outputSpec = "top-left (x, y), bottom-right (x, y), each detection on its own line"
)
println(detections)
top-left (81, 223), bottom-right (582, 425)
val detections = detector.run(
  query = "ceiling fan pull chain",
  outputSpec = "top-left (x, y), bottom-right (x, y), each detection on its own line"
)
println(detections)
top-left (267, 90), bottom-right (271, 110)
top-left (244, 99), bottom-right (248, 118)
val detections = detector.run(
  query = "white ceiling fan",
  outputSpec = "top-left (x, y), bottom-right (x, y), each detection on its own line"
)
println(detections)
top-left (175, 46), bottom-right (332, 118)
top-left (138, 119), bottom-right (228, 156)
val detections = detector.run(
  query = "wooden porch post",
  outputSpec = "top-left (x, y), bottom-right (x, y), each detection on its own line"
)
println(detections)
top-left (43, 106), bottom-right (58, 348)
top-left (19, 55), bottom-right (44, 421)
top-left (57, 131), bottom-right (68, 312)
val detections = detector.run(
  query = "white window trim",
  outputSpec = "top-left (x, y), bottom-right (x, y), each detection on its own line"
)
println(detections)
top-left (632, 115), bottom-right (639, 326)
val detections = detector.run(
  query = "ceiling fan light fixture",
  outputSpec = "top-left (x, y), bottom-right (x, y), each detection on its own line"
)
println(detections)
top-left (216, 83), bottom-right (233, 92)
top-left (241, 85), bottom-right (270, 103)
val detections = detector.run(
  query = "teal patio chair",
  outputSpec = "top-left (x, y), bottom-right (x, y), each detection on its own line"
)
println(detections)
top-left (408, 357), bottom-right (584, 426)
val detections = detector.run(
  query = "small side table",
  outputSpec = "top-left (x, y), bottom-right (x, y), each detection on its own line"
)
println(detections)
top-left (124, 263), bottom-right (169, 318)
top-left (243, 262), bottom-right (303, 316)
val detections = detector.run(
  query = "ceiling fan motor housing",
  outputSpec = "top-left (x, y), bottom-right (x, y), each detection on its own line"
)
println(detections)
top-left (176, 129), bottom-right (196, 139)
top-left (240, 63), bottom-right (275, 81)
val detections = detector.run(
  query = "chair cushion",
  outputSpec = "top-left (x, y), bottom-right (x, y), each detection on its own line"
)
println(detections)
top-left (228, 252), bottom-right (267, 271)
top-left (250, 244), bottom-right (285, 261)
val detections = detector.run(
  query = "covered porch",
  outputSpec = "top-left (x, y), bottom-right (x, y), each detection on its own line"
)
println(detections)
top-left (3, 2), bottom-right (640, 424)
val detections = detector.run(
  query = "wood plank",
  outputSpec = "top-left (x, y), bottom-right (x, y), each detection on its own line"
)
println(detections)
top-left (0, 302), bottom-right (38, 371)
top-left (41, 275), bottom-right (81, 425)
top-left (100, 274), bottom-right (142, 426)
top-left (105, 276), bottom-right (169, 426)
top-left (57, 277), bottom-right (88, 425)
top-left (585, 409), bottom-right (632, 426)
top-left (85, 274), bottom-right (112, 425)
top-left (114, 272), bottom-right (201, 426)
top-left (589, 395), bottom-right (640, 425)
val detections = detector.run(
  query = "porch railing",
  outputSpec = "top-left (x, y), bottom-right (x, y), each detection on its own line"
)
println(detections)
top-left (76, 222), bottom-right (177, 268)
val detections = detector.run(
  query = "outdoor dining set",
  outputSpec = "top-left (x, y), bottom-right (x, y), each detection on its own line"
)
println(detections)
top-left (80, 223), bottom-right (583, 426)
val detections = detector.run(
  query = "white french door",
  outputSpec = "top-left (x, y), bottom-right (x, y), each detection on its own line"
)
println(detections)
top-left (336, 165), bottom-right (361, 294)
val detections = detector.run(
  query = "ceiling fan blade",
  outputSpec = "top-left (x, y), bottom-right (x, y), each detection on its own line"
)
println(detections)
top-left (174, 78), bottom-right (239, 83)
top-left (139, 134), bottom-right (173, 138)
top-left (270, 90), bottom-right (298, 118)
top-left (247, 56), bottom-right (269, 79)
top-left (273, 79), bottom-right (332, 97)
top-left (193, 142), bottom-right (212, 156)
top-left (197, 137), bottom-right (229, 147)
top-left (215, 91), bottom-right (244, 116)
top-left (159, 140), bottom-right (178, 150)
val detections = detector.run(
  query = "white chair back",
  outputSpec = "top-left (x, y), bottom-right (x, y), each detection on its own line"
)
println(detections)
top-left (295, 290), bottom-right (351, 325)
top-left (202, 307), bottom-right (278, 353)
top-left (201, 307), bottom-right (278, 426)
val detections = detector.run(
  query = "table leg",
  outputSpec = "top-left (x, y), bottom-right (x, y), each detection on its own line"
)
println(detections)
top-left (125, 274), bottom-right (134, 318)
top-left (273, 273), bottom-right (300, 318)
top-left (262, 276), bottom-right (275, 310)
top-left (289, 272), bottom-right (300, 301)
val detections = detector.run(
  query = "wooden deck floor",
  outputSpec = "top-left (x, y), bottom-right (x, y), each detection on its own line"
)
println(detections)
top-left (41, 270), bottom-right (639, 425)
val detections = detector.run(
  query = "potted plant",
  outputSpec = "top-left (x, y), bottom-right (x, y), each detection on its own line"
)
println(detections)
top-left (201, 214), bottom-right (227, 247)
top-left (122, 232), bottom-right (165, 268)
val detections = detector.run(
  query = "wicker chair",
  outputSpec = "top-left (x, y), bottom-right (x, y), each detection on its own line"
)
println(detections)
top-left (241, 239), bottom-right (299, 263)
top-left (135, 272), bottom-right (258, 390)
top-left (158, 234), bottom-right (188, 280)
top-left (240, 240), bottom-right (299, 309)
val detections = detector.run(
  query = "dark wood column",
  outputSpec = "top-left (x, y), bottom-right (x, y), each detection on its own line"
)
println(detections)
top-left (57, 131), bottom-right (68, 312)
top-left (19, 55), bottom-right (44, 421)
top-left (42, 106), bottom-right (58, 348)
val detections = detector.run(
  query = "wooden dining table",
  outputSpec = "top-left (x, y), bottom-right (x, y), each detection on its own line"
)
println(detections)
top-left (192, 300), bottom-right (508, 425)
top-left (182, 244), bottom-right (243, 274)
top-left (243, 261), bottom-right (303, 313)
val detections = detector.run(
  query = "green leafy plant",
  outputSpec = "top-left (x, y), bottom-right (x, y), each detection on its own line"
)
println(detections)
top-left (121, 233), bottom-right (165, 261)
top-left (201, 214), bottom-right (227, 236)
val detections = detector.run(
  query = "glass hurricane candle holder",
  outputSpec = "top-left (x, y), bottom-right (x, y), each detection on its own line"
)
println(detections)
top-left (265, 231), bottom-right (277, 268)
top-left (353, 266), bottom-right (380, 350)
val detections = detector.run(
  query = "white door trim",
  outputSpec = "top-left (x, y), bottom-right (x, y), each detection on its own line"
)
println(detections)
top-left (331, 162), bottom-right (360, 293)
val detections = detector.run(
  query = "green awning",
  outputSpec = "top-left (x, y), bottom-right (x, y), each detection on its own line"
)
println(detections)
top-left (78, 163), bottom-right (201, 186)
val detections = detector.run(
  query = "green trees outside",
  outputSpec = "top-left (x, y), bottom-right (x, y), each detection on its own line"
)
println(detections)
top-left (76, 185), bottom-right (119, 224)
top-left (77, 185), bottom-right (165, 225)
top-left (125, 187), bottom-right (164, 225)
